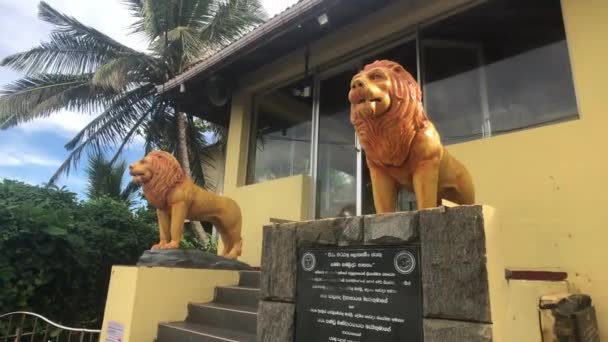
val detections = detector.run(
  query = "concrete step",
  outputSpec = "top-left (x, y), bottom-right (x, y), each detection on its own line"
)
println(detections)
top-left (154, 271), bottom-right (261, 342)
top-left (157, 322), bottom-right (256, 342)
top-left (187, 303), bottom-right (257, 335)
top-left (238, 271), bottom-right (260, 288)
top-left (214, 286), bottom-right (260, 309)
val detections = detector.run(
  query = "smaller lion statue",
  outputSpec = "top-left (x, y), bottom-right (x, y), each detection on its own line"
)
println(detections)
top-left (129, 150), bottom-right (242, 259)
top-left (349, 60), bottom-right (475, 212)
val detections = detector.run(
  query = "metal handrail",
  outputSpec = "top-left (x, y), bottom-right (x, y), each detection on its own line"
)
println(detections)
top-left (0, 312), bottom-right (101, 334)
top-left (0, 311), bottom-right (101, 342)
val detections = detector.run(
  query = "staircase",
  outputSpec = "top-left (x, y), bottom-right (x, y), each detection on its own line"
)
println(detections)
top-left (156, 271), bottom-right (260, 342)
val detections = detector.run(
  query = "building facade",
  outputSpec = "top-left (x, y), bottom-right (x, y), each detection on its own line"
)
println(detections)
top-left (161, 0), bottom-right (608, 336)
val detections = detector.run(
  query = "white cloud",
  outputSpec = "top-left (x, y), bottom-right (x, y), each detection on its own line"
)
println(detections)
top-left (0, 146), bottom-right (61, 167)
top-left (131, 134), bottom-right (146, 146)
top-left (0, 0), bottom-right (146, 54)
top-left (262, 0), bottom-right (300, 17)
top-left (17, 110), bottom-right (96, 137)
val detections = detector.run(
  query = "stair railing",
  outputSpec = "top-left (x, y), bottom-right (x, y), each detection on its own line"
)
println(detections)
top-left (0, 311), bottom-right (101, 342)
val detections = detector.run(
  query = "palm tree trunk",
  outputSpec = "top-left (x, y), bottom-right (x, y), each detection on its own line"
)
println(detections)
top-left (176, 111), bottom-right (210, 247)
top-left (176, 111), bottom-right (191, 174)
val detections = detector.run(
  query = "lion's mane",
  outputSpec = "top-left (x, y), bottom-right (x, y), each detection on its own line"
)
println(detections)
top-left (350, 60), bottom-right (429, 167)
top-left (142, 151), bottom-right (185, 209)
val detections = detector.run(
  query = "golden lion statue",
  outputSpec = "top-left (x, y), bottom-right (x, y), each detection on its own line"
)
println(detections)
top-left (349, 60), bottom-right (475, 212)
top-left (129, 150), bottom-right (243, 259)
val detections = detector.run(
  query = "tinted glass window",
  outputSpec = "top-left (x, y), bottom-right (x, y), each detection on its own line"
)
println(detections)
top-left (421, 0), bottom-right (577, 143)
top-left (248, 78), bottom-right (313, 184)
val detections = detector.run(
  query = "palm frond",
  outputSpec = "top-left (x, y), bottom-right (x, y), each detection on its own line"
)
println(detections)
top-left (86, 151), bottom-right (110, 199)
top-left (142, 108), bottom-right (176, 153)
top-left (85, 151), bottom-right (126, 199)
top-left (1, 33), bottom-right (142, 76)
top-left (198, 0), bottom-right (266, 50)
top-left (1, 2), bottom-right (149, 75)
top-left (122, 0), bottom-right (144, 24)
top-left (135, 0), bottom-right (173, 40)
top-left (49, 88), bottom-right (156, 184)
top-left (209, 122), bottom-right (228, 144)
top-left (187, 114), bottom-right (212, 187)
top-left (180, 0), bottom-right (214, 29)
top-left (166, 26), bottom-right (207, 65)
top-left (120, 180), bottom-right (142, 206)
top-left (64, 84), bottom-right (155, 150)
top-left (0, 114), bottom-right (17, 128)
top-left (86, 151), bottom-right (139, 206)
top-left (0, 74), bottom-right (118, 128)
top-left (38, 1), bottom-right (141, 54)
top-left (109, 101), bottom-right (165, 164)
top-left (92, 56), bottom-right (152, 91)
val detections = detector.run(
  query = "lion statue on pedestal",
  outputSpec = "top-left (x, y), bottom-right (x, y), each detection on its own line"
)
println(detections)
top-left (349, 60), bottom-right (475, 212)
top-left (129, 150), bottom-right (242, 259)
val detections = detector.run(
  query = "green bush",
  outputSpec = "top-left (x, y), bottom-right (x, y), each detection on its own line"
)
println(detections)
top-left (0, 180), bottom-right (157, 327)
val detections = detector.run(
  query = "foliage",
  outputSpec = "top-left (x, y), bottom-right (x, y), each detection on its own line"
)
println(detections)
top-left (0, 179), bottom-right (156, 327)
top-left (181, 223), bottom-right (217, 254)
top-left (85, 152), bottom-right (140, 206)
top-left (0, 0), bottom-right (266, 186)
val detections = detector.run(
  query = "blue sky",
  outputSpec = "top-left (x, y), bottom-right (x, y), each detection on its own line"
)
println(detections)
top-left (0, 0), bottom-right (297, 198)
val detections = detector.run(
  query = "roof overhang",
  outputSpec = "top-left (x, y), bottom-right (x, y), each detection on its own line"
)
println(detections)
top-left (158, 0), bottom-right (397, 126)
top-left (157, 0), bottom-right (336, 95)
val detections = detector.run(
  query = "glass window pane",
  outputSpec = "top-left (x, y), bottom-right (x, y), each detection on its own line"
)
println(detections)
top-left (486, 40), bottom-right (577, 133)
top-left (421, 0), bottom-right (578, 143)
top-left (248, 78), bottom-right (313, 184)
top-left (423, 42), bottom-right (485, 143)
top-left (317, 68), bottom-right (358, 219)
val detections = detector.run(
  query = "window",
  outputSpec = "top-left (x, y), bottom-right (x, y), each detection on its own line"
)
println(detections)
top-left (247, 78), bottom-right (313, 184)
top-left (316, 66), bottom-right (359, 219)
top-left (421, 0), bottom-right (578, 144)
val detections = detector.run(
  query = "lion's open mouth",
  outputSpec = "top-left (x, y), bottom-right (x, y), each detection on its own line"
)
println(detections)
top-left (356, 98), bottom-right (382, 105)
top-left (130, 171), bottom-right (145, 177)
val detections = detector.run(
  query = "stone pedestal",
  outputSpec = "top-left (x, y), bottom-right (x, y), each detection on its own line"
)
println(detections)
top-left (137, 249), bottom-right (252, 270)
top-left (257, 205), bottom-right (508, 342)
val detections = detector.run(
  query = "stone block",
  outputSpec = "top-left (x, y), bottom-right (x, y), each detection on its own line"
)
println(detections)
top-left (364, 211), bottom-right (419, 244)
top-left (419, 205), bottom-right (491, 323)
top-left (257, 301), bottom-right (295, 342)
top-left (260, 223), bottom-right (296, 302)
top-left (295, 216), bottom-right (363, 247)
top-left (423, 319), bottom-right (492, 342)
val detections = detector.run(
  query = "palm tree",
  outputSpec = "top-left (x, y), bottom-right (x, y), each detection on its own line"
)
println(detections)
top-left (85, 152), bottom-right (139, 206)
top-left (0, 0), bottom-right (265, 184)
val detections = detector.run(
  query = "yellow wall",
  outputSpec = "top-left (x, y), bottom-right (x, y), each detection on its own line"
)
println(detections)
top-left (506, 280), bottom-right (569, 342)
top-left (100, 266), bottom-right (138, 341)
top-left (222, 91), bottom-right (311, 264)
top-left (447, 0), bottom-right (608, 334)
top-left (99, 267), bottom-right (239, 342)
top-left (223, 0), bottom-right (608, 336)
top-left (224, 174), bottom-right (310, 264)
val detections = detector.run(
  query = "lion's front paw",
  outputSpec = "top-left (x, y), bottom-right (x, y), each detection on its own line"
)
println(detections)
top-left (151, 241), bottom-right (166, 250)
top-left (161, 241), bottom-right (180, 249)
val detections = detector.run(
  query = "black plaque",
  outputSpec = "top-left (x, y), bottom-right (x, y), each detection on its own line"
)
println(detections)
top-left (296, 246), bottom-right (422, 342)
